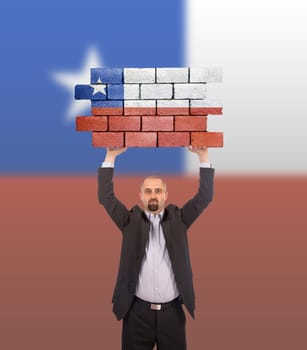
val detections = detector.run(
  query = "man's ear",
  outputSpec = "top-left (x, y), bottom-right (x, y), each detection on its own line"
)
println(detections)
top-left (165, 191), bottom-right (168, 201)
top-left (139, 191), bottom-right (143, 201)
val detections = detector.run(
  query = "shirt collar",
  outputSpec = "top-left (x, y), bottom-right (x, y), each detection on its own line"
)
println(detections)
top-left (145, 209), bottom-right (164, 220)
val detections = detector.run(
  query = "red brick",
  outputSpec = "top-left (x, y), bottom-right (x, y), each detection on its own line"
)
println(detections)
top-left (142, 116), bottom-right (174, 131)
top-left (175, 116), bottom-right (207, 131)
top-left (158, 132), bottom-right (190, 147)
top-left (191, 132), bottom-right (224, 147)
top-left (109, 116), bottom-right (140, 131)
top-left (190, 107), bottom-right (223, 115)
top-left (92, 132), bottom-right (124, 147)
top-left (125, 132), bottom-right (157, 147)
top-left (124, 107), bottom-right (156, 116)
top-left (92, 107), bottom-right (123, 116)
top-left (76, 116), bottom-right (107, 131)
top-left (157, 107), bottom-right (189, 115)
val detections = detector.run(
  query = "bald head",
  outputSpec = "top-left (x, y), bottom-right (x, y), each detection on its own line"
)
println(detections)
top-left (139, 176), bottom-right (168, 214)
top-left (140, 176), bottom-right (167, 192)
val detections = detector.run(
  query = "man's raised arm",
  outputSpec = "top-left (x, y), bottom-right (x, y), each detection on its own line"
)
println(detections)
top-left (181, 146), bottom-right (215, 228)
top-left (98, 147), bottom-right (129, 231)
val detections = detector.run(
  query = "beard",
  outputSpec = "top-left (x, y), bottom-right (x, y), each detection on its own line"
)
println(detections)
top-left (148, 199), bottom-right (159, 212)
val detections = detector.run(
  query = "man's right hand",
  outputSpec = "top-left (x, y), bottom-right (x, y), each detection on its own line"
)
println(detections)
top-left (104, 147), bottom-right (128, 163)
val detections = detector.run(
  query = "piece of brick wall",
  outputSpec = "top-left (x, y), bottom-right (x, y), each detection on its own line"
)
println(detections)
top-left (109, 116), bottom-right (140, 131)
top-left (142, 116), bottom-right (174, 131)
top-left (75, 67), bottom-right (223, 147)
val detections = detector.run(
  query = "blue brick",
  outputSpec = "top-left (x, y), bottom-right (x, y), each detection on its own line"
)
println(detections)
top-left (91, 68), bottom-right (123, 84)
top-left (75, 84), bottom-right (106, 100)
top-left (91, 100), bottom-right (123, 108)
top-left (107, 84), bottom-right (124, 100)
top-left (75, 85), bottom-right (93, 100)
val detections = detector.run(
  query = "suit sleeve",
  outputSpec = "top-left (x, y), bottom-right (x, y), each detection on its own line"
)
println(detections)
top-left (98, 167), bottom-right (130, 231)
top-left (180, 167), bottom-right (215, 229)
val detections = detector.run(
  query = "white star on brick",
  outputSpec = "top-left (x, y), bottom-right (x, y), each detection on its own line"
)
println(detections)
top-left (90, 83), bottom-right (106, 96)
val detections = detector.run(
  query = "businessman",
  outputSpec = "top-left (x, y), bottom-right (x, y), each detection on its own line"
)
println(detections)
top-left (98, 146), bottom-right (215, 350)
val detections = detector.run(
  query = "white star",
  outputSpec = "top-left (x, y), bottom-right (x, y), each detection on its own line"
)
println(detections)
top-left (91, 83), bottom-right (106, 96)
top-left (51, 46), bottom-right (103, 122)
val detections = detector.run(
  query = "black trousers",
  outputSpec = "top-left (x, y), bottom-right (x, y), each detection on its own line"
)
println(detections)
top-left (122, 297), bottom-right (186, 350)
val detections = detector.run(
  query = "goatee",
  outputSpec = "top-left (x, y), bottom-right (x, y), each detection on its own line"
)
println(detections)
top-left (148, 200), bottom-right (158, 212)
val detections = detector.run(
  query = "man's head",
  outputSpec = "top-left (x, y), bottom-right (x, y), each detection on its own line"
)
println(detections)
top-left (139, 176), bottom-right (168, 214)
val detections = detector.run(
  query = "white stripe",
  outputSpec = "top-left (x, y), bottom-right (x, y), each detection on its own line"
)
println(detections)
top-left (185, 0), bottom-right (307, 174)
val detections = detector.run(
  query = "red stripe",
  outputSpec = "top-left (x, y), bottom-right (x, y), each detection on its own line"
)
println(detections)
top-left (2, 175), bottom-right (305, 349)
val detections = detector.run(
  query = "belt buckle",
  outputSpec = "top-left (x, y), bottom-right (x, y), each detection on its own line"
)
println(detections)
top-left (150, 303), bottom-right (161, 311)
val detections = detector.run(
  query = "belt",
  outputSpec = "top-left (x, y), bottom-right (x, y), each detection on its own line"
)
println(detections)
top-left (134, 296), bottom-right (180, 311)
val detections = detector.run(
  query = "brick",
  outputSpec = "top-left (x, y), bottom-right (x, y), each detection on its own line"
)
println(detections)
top-left (174, 84), bottom-right (207, 99)
top-left (141, 84), bottom-right (172, 99)
top-left (124, 84), bottom-right (140, 99)
top-left (107, 84), bottom-right (124, 100)
top-left (190, 107), bottom-right (223, 115)
top-left (190, 99), bottom-right (222, 108)
top-left (109, 116), bottom-right (140, 131)
top-left (124, 68), bottom-right (155, 83)
top-left (75, 85), bottom-right (92, 100)
top-left (91, 68), bottom-right (123, 84)
top-left (157, 100), bottom-right (189, 115)
top-left (191, 132), bottom-right (223, 147)
top-left (190, 99), bottom-right (223, 115)
top-left (92, 100), bottom-right (123, 108)
top-left (189, 67), bottom-right (223, 83)
top-left (175, 116), bottom-right (207, 131)
top-left (158, 132), bottom-right (190, 147)
top-left (92, 132), bottom-right (124, 147)
top-left (92, 101), bottom-right (123, 115)
top-left (124, 100), bottom-right (156, 115)
top-left (92, 107), bottom-right (123, 116)
top-left (75, 85), bottom-right (107, 100)
top-left (142, 116), bottom-right (174, 131)
top-left (76, 116), bottom-right (107, 131)
top-left (125, 132), bottom-right (157, 147)
top-left (124, 107), bottom-right (156, 116)
top-left (157, 68), bottom-right (188, 83)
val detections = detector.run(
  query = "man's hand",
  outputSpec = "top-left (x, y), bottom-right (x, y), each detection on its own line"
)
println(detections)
top-left (104, 147), bottom-right (127, 163)
top-left (187, 146), bottom-right (210, 163)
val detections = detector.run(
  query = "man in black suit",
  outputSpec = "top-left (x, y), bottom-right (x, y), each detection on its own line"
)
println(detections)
top-left (98, 146), bottom-right (214, 350)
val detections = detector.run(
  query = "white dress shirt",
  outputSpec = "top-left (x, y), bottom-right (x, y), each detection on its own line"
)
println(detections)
top-left (135, 211), bottom-right (179, 303)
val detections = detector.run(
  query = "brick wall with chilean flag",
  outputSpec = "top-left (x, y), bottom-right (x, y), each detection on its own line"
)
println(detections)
top-left (75, 67), bottom-right (223, 148)
top-left (1, 0), bottom-right (307, 350)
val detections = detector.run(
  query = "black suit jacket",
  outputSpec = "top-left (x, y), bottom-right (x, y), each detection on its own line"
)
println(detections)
top-left (98, 167), bottom-right (214, 320)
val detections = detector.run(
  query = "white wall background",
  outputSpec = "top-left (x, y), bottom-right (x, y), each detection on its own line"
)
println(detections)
top-left (185, 0), bottom-right (307, 174)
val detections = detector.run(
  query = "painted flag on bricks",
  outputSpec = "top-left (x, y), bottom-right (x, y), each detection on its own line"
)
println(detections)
top-left (74, 67), bottom-right (223, 148)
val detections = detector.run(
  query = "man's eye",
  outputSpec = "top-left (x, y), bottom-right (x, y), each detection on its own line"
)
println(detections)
top-left (145, 189), bottom-right (151, 194)
top-left (155, 189), bottom-right (162, 194)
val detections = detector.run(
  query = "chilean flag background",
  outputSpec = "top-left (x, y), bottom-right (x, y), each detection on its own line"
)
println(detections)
top-left (1, 0), bottom-right (307, 349)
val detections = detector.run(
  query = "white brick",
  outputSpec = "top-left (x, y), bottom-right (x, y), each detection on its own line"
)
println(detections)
top-left (124, 84), bottom-right (139, 99)
top-left (190, 67), bottom-right (223, 83)
top-left (174, 84), bottom-right (207, 99)
top-left (157, 68), bottom-right (188, 83)
top-left (124, 68), bottom-right (155, 83)
top-left (157, 100), bottom-right (189, 108)
top-left (124, 100), bottom-right (156, 108)
top-left (190, 99), bottom-right (223, 108)
top-left (141, 84), bottom-right (173, 99)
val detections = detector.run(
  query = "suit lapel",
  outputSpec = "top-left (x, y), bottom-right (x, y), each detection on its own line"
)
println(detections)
top-left (138, 214), bottom-right (150, 262)
top-left (161, 209), bottom-right (175, 260)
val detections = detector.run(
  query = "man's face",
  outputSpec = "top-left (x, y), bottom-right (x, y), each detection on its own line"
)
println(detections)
top-left (139, 177), bottom-right (168, 214)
